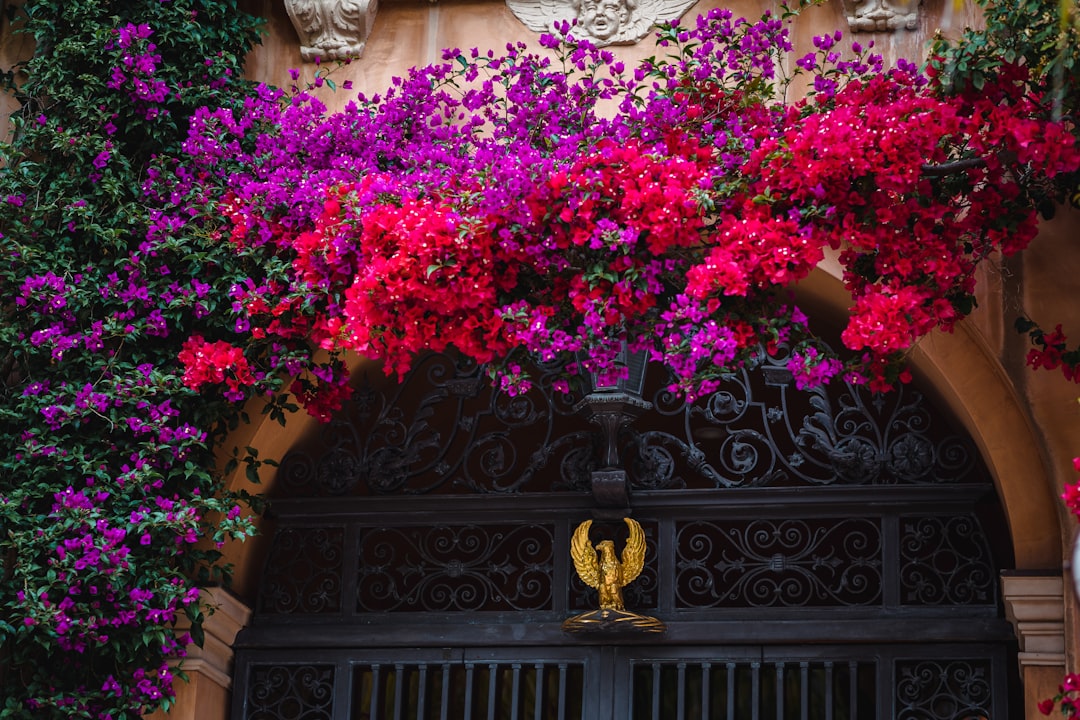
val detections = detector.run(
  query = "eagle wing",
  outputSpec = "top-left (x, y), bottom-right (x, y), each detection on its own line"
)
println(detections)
top-left (570, 520), bottom-right (601, 589)
top-left (620, 517), bottom-right (646, 585)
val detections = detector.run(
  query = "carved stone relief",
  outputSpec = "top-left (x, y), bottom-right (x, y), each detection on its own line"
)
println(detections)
top-left (284, 0), bottom-right (377, 62)
top-left (840, 0), bottom-right (921, 32)
top-left (505, 0), bottom-right (697, 46)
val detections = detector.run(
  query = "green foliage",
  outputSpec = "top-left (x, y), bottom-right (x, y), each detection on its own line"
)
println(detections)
top-left (929, 0), bottom-right (1080, 208)
top-left (0, 1), bottom-right (271, 716)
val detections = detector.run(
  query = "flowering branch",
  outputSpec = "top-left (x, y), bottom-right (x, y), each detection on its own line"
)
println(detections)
top-left (173, 8), bottom-right (1079, 416)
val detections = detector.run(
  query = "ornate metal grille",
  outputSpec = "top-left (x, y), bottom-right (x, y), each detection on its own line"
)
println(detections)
top-left (235, 352), bottom-right (1017, 719)
top-left (272, 350), bottom-right (982, 498)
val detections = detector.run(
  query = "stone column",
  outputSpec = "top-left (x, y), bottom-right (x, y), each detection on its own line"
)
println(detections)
top-left (1001, 573), bottom-right (1067, 719)
top-left (145, 588), bottom-right (252, 720)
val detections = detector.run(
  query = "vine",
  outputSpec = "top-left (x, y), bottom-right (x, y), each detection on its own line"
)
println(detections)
top-left (0, 2), bottom-right (271, 717)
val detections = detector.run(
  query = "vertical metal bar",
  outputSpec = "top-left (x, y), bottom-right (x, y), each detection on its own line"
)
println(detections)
top-left (554, 520), bottom-right (570, 614)
top-left (371, 664), bottom-right (382, 720)
top-left (824, 661), bottom-right (834, 720)
top-left (751, 662), bottom-right (760, 720)
top-left (464, 663), bottom-right (475, 720)
top-left (392, 663), bottom-right (405, 720)
top-left (652, 663), bottom-right (662, 720)
top-left (332, 661), bottom-right (349, 720)
top-left (440, 663), bottom-right (451, 720)
top-left (417, 664), bottom-right (428, 720)
top-left (557, 663), bottom-right (568, 720)
top-left (487, 663), bottom-right (499, 720)
top-left (533, 664), bottom-right (545, 720)
top-left (511, 663), bottom-right (522, 720)
top-left (726, 663), bottom-right (735, 720)
top-left (882, 515), bottom-right (900, 606)
top-left (659, 518), bottom-right (675, 611)
top-left (875, 654), bottom-right (890, 720)
top-left (775, 662), bottom-right (784, 720)
top-left (800, 663), bottom-right (809, 720)
top-left (677, 662), bottom-right (687, 720)
top-left (701, 663), bottom-right (711, 720)
top-left (848, 661), bottom-right (858, 720)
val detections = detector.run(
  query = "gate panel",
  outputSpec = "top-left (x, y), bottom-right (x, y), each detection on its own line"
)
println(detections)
top-left (234, 352), bottom-right (1019, 719)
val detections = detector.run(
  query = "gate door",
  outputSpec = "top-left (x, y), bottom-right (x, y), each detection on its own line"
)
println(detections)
top-left (232, 352), bottom-right (1018, 719)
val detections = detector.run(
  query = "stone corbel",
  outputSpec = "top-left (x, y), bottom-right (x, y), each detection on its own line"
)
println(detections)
top-left (284, 0), bottom-right (378, 63)
top-left (839, 0), bottom-right (921, 32)
top-left (1001, 573), bottom-right (1066, 668)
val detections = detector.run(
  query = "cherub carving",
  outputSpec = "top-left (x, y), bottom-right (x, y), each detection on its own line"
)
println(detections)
top-left (284, 0), bottom-right (377, 62)
top-left (506, 0), bottom-right (698, 46)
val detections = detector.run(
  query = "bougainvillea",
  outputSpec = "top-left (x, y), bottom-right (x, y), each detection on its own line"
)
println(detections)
top-left (1, 0), bottom-right (1076, 717)
top-left (0, 2), bottom-right (269, 717)
top-left (174, 6), bottom-right (1078, 413)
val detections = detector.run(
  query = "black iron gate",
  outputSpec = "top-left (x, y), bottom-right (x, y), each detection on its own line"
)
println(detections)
top-left (231, 351), bottom-right (1018, 719)
top-left (234, 643), bottom-right (1008, 719)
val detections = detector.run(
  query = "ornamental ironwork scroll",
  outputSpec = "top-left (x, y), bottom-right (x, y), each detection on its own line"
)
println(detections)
top-left (895, 659), bottom-right (992, 720)
top-left (257, 527), bottom-right (345, 614)
top-left (674, 518), bottom-right (883, 608)
top-left (244, 664), bottom-right (335, 720)
top-left (356, 523), bottom-right (555, 612)
top-left (273, 347), bottom-right (983, 497)
top-left (900, 515), bottom-right (996, 606)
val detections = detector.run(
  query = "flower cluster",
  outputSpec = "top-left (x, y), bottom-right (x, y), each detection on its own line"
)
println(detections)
top-left (1041, 673), bottom-right (1080, 718)
top-left (106, 23), bottom-right (170, 117)
top-left (179, 335), bottom-right (259, 402)
top-left (176, 7), bottom-right (1079, 409)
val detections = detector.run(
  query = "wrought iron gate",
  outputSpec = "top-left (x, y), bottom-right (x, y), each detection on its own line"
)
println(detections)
top-left (232, 351), bottom-right (1018, 719)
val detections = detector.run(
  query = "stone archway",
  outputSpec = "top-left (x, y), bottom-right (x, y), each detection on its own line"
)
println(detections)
top-left (154, 266), bottom-right (1067, 720)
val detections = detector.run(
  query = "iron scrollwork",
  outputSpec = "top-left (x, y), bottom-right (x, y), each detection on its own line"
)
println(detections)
top-left (674, 518), bottom-right (883, 608)
top-left (895, 659), bottom-right (992, 720)
top-left (258, 527), bottom-right (345, 615)
top-left (356, 523), bottom-right (555, 612)
top-left (245, 664), bottom-right (335, 720)
top-left (900, 515), bottom-right (997, 606)
top-left (274, 346), bottom-right (985, 495)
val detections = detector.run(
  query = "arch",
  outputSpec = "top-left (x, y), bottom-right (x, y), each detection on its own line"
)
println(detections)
top-left (798, 265), bottom-right (1063, 569)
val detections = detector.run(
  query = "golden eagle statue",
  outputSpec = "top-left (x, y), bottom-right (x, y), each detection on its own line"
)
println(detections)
top-left (563, 518), bottom-right (665, 634)
top-left (570, 518), bottom-right (646, 611)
